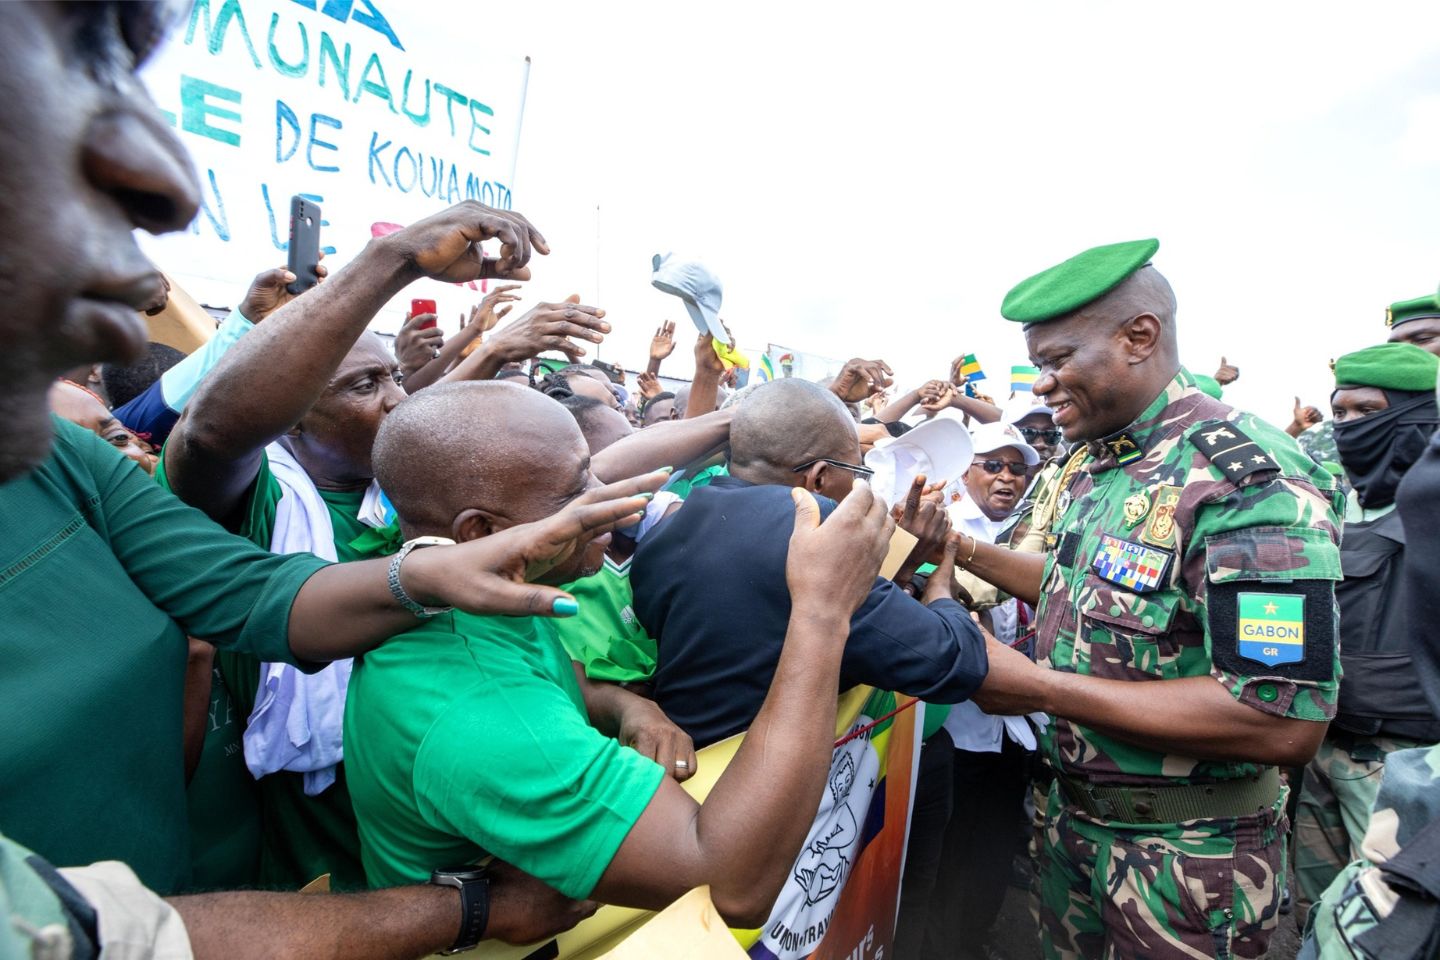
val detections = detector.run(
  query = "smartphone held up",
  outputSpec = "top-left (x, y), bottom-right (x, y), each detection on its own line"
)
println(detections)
top-left (410, 298), bottom-right (438, 330)
top-left (286, 196), bottom-right (322, 295)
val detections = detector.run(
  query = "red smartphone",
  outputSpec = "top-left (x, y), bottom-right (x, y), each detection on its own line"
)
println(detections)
top-left (410, 298), bottom-right (438, 329)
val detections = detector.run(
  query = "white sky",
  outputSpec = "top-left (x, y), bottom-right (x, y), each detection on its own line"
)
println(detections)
top-left (468, 0), bottom-right (1440, 424)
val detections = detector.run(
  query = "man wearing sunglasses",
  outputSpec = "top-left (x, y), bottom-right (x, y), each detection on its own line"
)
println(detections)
top-left (632, 378), bottom-right (989, 749)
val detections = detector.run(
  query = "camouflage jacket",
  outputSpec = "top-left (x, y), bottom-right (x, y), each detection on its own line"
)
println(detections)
top-left (1036, 368), bottom-right (1343, 786)
top-left (1302, 743), bottom-right (1440, 959)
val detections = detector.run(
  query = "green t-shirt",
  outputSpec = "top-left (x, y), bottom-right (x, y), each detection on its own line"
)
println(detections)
top-left (345, 611), bottom-right (666, 898)
top-left (0, 419), bottom-right (326, 893)
top-left (184, 661), bottom-right (261, 889)
top-left (215, 453), bottom-right (382, 891)
top-left (556, 555), bottom-right (657, 683)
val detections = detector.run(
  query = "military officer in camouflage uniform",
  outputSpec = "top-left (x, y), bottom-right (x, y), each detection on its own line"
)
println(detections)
top-left (966, 239), bottom-right (1343, 960)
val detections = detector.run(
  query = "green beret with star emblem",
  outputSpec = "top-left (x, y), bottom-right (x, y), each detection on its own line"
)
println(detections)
top-left (1001, 238), bottom-right (1160, 324)
top-left (1333, 342), bottom-right (1439, 392)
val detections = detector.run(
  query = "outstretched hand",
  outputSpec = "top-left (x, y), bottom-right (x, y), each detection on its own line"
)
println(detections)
top-left (483, 297), bottom-right (610, 365)
top-left (830, 358), bottom-right (894, 403)
top-left (469, 283), bottom-right (524, 334)
top-left (403, 469), bottom-right (669, 617)
top-left (650, 320), bottom-right (677, 363)
top-left (1214, 356), bottom-right (1240, 385)
top-left (240, 260), bottom-right (329, 323)
top-left (385, 200), bottom-right (549, 283)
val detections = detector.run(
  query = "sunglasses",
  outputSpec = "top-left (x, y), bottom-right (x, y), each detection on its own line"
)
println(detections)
top-left (791, 457), bottom-right (875, 480)
top-left (1019, 426), bottom-right (1062, 445)
top-left (975, 459), bottom-right (1029, 477)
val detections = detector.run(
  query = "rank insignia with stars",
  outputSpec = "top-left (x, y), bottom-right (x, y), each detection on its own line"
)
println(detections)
top-left (1140, 484), bottom-right (1183, 549)
top-left (1122, 489), bottom-right (1151, 528)
top-left (1190, 421), bottom-right (1278, 485)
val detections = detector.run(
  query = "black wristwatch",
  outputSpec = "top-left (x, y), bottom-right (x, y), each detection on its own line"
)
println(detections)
top-left (430, 865), bottom-right (491, 954)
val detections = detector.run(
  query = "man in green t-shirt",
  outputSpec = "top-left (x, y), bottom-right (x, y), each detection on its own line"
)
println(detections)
top-left (348, 381), bottom-right (894, 925)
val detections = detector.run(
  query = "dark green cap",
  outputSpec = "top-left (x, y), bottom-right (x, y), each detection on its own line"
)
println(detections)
top-left (1333, 342), bottom-right (1439, 392)
top-left (1001, 238), bottom-right (1160, 324)
top-left (1193, 374), bottom-right (1223, 399)
top-left (1387, 294), bottom-right (1440, 329)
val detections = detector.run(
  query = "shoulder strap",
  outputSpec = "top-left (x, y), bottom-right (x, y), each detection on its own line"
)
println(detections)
top-left (1188, 420), bottom-right (1281, 485)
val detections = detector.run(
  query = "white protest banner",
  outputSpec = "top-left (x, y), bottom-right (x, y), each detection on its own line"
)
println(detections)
top-left (139, 0), bottom-right (530, 329)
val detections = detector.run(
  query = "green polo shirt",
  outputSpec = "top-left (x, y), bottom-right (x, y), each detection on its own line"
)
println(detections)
top-left (345, 611), bottom-right (665, 897)
top-left (0, 419), bottom-right (327, 893)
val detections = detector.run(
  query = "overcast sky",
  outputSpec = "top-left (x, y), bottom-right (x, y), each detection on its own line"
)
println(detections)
top-left (457, 0), bottom-right (1440, 423)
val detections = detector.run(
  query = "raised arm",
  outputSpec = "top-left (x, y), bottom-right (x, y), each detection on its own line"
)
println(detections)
top-left (590, 408), bottom-right (733, 483)
top-left (591, 481), bottom-right (893, 925)
top-left (439, 298), bottom-right (609, 384)
top-left (165, 202), bottom-right (546, 521)
top-left (403, 285), bottom-right (523, 393)
top-left (683, 333), bottom-right (725, 419)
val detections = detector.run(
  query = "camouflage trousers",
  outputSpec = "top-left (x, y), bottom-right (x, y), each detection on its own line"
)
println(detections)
top-left (1033, 780), bottom-right (1289, 959)
top-left (1292, 735), bottom-right (1424, 926)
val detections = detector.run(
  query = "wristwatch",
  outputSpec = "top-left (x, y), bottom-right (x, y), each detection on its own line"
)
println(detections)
top-left (430, 865), bottom-right (491, 954)
top-left (388, 536), bottom-right (456, 618)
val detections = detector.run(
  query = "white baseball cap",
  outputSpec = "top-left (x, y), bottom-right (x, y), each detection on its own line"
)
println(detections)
top-left (1002, 395), bottom-right (1054, 426)
top-left (863, 416), bottom-right (974, 508)
top-left (968, 421), bottom-right (1039, 466)
top-left (651, 253), bottom-right (727, 342)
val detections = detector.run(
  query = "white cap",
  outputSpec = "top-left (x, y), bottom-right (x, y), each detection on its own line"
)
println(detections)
top-left (651, 253), bottom-right (727, 342)
top-left (1002, 395), bottom-right (1054, 426)
top-left (969, 421), bottom-right (1039, 466)
top-left (863, 416), bottom-right (974, 509)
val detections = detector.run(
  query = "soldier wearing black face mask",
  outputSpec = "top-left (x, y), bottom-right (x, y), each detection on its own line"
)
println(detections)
top-left (1293, 342), bottom-right (1440, 924)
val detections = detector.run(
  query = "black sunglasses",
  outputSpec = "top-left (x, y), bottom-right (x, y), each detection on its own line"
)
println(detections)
top-left (975, 459), bottom-right (1029, 477)
top-left (791, 457), bottom-right (875, 480)
top-left (1019, 426), bottom-right (1062, 445)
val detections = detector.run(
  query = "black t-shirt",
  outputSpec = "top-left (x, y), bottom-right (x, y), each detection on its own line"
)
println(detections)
top-left (630, 475), bottom-right (987, 747)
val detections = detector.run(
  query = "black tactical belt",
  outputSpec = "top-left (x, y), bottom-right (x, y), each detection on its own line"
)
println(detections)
top-left (1057, 767), bottom-right (1281, 824)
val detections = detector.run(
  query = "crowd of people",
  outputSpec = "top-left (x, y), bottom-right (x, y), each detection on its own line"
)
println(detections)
top-left (3, 4), bottom-right (1440, 960)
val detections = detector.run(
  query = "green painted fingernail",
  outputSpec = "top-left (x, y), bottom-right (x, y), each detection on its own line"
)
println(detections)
top-left (659, 465), bottom-right (675, 473)
top-left (552, 597), bottom-right (579, 617)
top-left (639, 492), bottom-right (654, 501)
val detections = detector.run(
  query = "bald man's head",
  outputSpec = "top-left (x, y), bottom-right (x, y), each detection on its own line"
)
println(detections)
top-left (374, 381), bottom-right (593, 540)
top-left (728, 380), bottom-right (861, 500)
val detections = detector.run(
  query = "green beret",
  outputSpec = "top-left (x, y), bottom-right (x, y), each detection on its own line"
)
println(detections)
top-left (1193, 374), bottom-right (1224, 399)
top-left (1001, 238), bottom-right (1160, 324)
top-left (1333, 342), bottom-right (1439, 392)
top-left (1387, 294), bottom-right (1440, 329)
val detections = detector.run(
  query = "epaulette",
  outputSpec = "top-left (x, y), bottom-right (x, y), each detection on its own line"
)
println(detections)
top-left (1189, 420), bottom-right (1280, 484)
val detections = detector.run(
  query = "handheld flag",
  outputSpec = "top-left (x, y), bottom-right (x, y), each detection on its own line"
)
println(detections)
top-left (958, 354), bottom-right (986, 381)
top-left (756, 354), bottom-right (776, 383)
top-left (1011, 365), bottom-right (1039, 393)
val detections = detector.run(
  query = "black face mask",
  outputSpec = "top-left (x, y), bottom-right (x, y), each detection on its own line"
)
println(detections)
top-left (1334, 391), bottom-right (1440, 508)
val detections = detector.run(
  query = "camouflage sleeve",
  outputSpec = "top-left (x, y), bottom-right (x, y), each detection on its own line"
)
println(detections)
top-left (1187, 467), bottom-right (1342, 722)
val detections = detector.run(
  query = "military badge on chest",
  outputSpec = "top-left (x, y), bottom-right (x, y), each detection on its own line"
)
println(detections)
top-left (1091, 533), bottom-right (1172, 593)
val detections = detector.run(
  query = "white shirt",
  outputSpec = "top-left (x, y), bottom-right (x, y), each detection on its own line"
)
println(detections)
top-left (941, 490), bottom-right (1046, 753)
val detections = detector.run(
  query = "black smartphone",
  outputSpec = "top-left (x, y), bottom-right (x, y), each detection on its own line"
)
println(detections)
top-left (286, 196), bottom-right (322, 294)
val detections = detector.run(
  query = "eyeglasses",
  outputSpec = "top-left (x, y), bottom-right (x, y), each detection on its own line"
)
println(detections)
top-left (791, 457), bottom-right (875, 480)
top-left (1019, 427), bottom-right (1062, 445)
top-left (975, 459), bottom-right (1029, 477)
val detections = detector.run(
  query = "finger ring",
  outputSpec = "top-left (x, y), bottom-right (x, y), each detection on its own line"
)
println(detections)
top-left (432, 348), bottom-right (441, 359)
top-left (674, 759), bottom-right (689, 770)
